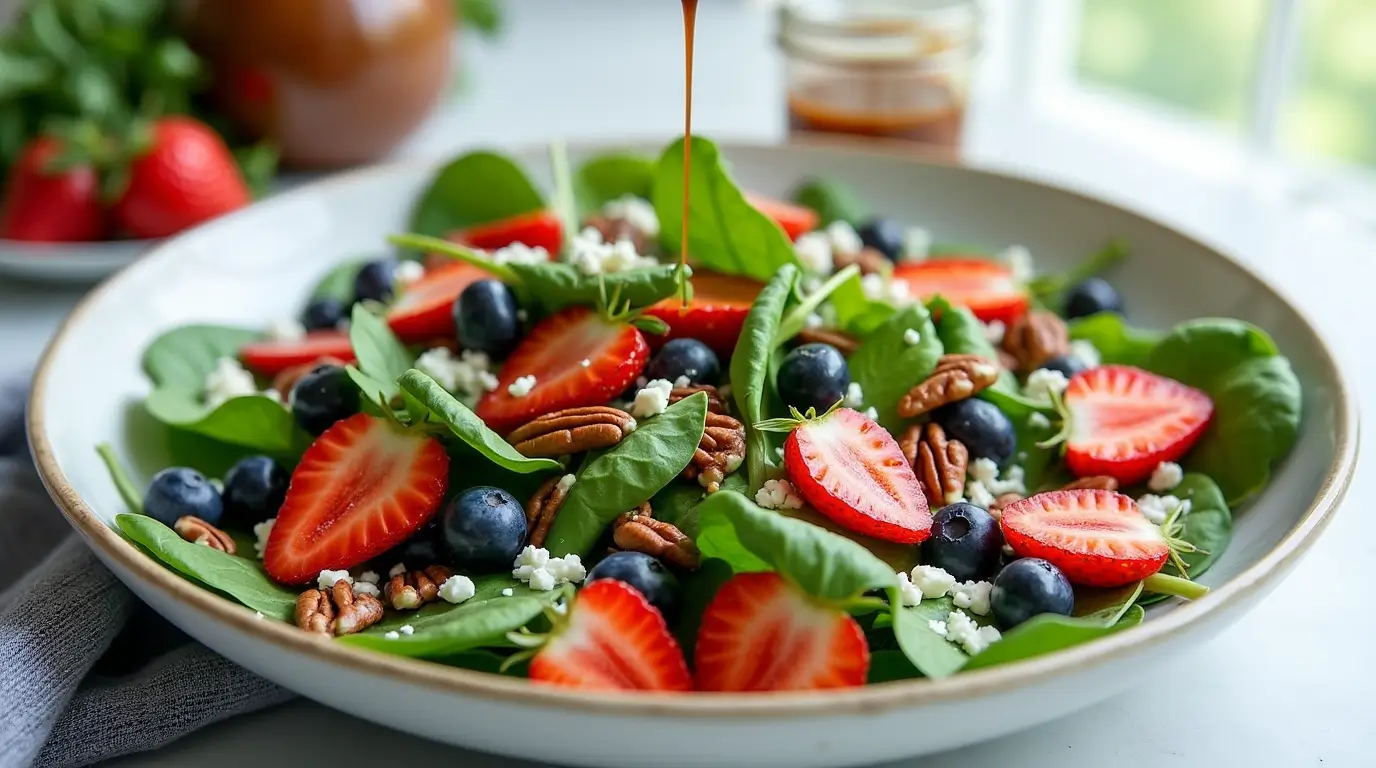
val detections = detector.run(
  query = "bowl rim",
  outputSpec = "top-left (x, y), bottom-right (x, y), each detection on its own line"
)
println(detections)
top-left (25, 138), bottom-right (1360, 718)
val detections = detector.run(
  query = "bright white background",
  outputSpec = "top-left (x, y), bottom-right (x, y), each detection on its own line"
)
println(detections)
top-left (3, 1), bottom-right (1374, 765)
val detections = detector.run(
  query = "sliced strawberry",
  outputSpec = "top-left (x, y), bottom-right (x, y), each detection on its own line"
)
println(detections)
top-left (745, 193), bottom-right (819, 241)
top-left (529, 580), bottom-right (692, 691)
top-left (783, 408), bottom-right (931, 544)
top-left (694, 572), bottom-right (868, 691)
top-left (476, 307), bottom-right (648, 435)
top-left (239, 330), bottom-right (356, 376)
top-left (448, 209), bottom-right (563, 254)
top-left (265, 414), bottom-right (449, 584)
top-left (643, 271), bottom-right (762, 355)
top-left (893, 259), bottom-right (1029, 324)
top-left (385, 261), bottom-right (491, 342)
top-left (1001, 489), bottom-right (1168, 587)
top-left (1062, 365), bottom-right (1213, 485)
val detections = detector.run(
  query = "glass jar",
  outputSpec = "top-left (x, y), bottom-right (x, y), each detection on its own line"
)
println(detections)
top-left (777, 0), bottom-right (980, 155)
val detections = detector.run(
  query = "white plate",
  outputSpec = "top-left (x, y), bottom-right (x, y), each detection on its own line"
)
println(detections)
top-left (27, 141), bottom-right (1358, 768)
top-left (0, 238), bottom-right (153, 283)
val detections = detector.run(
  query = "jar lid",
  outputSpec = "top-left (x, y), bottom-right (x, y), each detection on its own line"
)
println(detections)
top-left (778, 0), bottom-right (979, 67)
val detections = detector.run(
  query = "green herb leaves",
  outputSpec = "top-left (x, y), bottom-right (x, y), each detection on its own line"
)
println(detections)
top-left (961, 606), bottom-right (1144, 671)
top-left (398, 370), bottom-right (562, 475)
top-left (848, 304), bottom-right (942, 433)
top-left (729, 265), bottom-right (797, 491)
top-left (410, 151), bottom-right (546, 237)
top-left (346, 304), bottom-right (413, 405)
top-left (1068, 311), bottom-right (1161, 367)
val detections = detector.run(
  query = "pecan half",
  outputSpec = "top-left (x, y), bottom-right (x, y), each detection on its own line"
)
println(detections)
top-left (897, 354), bottom-right (1001, 418)
top-left (669, 385), bottom-right (727, 414)
top-left (507, 406), bottom-right (637, 458)
top-left (384, 565), bottom-right (454, 611)
top-left (900, 424), bottom-right (968, 508)
top-left (296, 581), bottom-right (384, 636)
top-left (796, 327), bottom-right (860, 357)
top-left (526, 475), bottom-right (574, 548)
top-left (833, 246), bottom-right (889, 276)
top-left (1002, 310), bottom-right (1069, 372)
top-left (681, 411), bottom-right (746, 493)
top-left (1062, 475), bottom-right (1120, 492)
top-left (611, 503), bottom-right (701, 569)
top-left (174, 515), bottom-right (236, 555)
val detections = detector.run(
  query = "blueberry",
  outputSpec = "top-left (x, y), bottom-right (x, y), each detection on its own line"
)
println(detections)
top-left (991, 558), bottom-right (1074, 629)
top-left (645, 338), bottom-right (720, 386)
top-left (1037, 353), bottom-right (1089, 379)
top-left (935, 398), bottom-right (1016, 465)
top-left (777, 343), bottom-right (849, 414)
top-left (290, 364), bottom-right (359, 435)
top-left (301, 298), bottom-right (346, 331)
top-left (374, 517), bottom-right (445, 570)
top-left (454, 279), bottom-right (522, 359)
top-left (920, 503), bottom-right (1002, 582)
top-left (353, 258), bottom-right (397, 304)
top-left (587, 551), bottom-right (681, 619)
top-left (442, 486), bottom-right (528, 574)
top-left (144, 467), bottom-right (223, 527)
top-left (1063, 277), bottom-right (1123, 320)
top-left (220, 456), bottom-right (289, 528)
top-left (857, 217), bottom-right (905, 261)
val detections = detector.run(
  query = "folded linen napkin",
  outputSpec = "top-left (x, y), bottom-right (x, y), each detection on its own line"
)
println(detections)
top-left (0, 378), bottom-right (294, 767)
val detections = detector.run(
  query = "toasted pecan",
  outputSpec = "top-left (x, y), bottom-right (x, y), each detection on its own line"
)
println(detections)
top-left (681, 411), bottom-right (746, 493)
top-left (526, 475), bottom-right (575, 548)
top-left (900, 423), bottom-right (968, 509)
top-left (384, 565), bottom-right (454, 611)
top-left (1002, 310), bottom-right (1069, 372)
top-left (795, 327), bottom-right (860, 357)
top-left (507, 406), bottom-right (637, 458)
top-left (611, 503), bottom-right (700, 569)
top-left (897, 354), bottom-right (1000, 418)
top-left (296, 581), bottom-right (383, 636)
top-left (173, 516), bottom-right (236, 555)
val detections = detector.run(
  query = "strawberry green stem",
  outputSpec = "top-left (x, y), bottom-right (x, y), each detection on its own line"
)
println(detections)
top-left (1143, 572), bottom-right (1209, 601)
top-left (773, 264), bottom-right (861, 344)
top-left (386, 233), bottom-right (517, 283)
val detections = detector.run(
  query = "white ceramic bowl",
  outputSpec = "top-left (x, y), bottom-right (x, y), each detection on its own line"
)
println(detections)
top-left (27, 142), bottom-right (1357, 768)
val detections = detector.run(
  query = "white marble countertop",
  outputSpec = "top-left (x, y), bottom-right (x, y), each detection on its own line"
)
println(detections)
top-left (4, 1), bottom-right (1374, 765)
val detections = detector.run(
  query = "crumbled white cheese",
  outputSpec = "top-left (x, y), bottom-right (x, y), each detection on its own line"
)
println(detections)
top-left (393, 260), bottom-right (426, 287)
top-left (255, 611), bottom-right (264, 620)
top-left (557, 473), bottom-right (577, 492)
top-left (1027, 411), bottom-right (1052, 430)
top-left (253, 518), bottom-right (275, 559)
top-left (513, 546), bottom-right (549, 573)
top-left (317, 569), bottom-right (353, 590)
top-left (399, 624), bottom-right (415, 636)
top-left (508, 375), bottom-right (537, 398)
top-left (501, 588), bottom-right (514, 597)
top-left (983, 320), bottom-right (1006, 345)
top-left (1002, 245), bottom-right (1034, 284)
top-left (1024, 368), bottom-right (1070, 402)
top-left (512, 546), bottom-right (583, 591)
top-left (384, 631), bottom-right (400, 640)
top-left (438, 574), bottom-right (476, 604)
top-left (794, 231), bottom-right (834, 275)
top-left (602, 194), bottom-right (660, 237)
top-left (568, 226), bottom-right (656, 275)
top-left (895, 572), bottom-right (924, 607)
top-left (388, 563), bottom-right (408, 578)
top-left (265, 318), bottom-right (306, 343)
top-left (902, 226), bottom-right (932, 262)
top-left (415, 348), bottom-right (499, 398)
top-left (1137, 494), bottom-right (1190, 525)
top-left (968, 459), bottom-right (1027, 497)
top-left (928, 619), bottom-right (949, 637)
top-left (860, 273), bottom-right (911, 305)
top-left (864, 406), bottom-right (879, 420)
top-left (353, 582), bottom-right (380, 597)
top-left (491, 242), bottom-right (549, 267)
top-left (910, 565), bottom-right (957, 599)
top-left (945, 609), bottom-right (1002, 654)
top-left (965, 479), bottom-right (996, 509)
top-left (204, 357), bottom-right (259, 408)
top-left (804, 312), bottom-right (826, 329)
top-left (1069, 339), bottom-right (1101, 369)
top-left (673, 375), bottom-right (691, 388)
top-left (546, 554), bottom-right (587, 584)
top-left (1148, 461), bottom-right (1184, 493)
top-left (950, 581), bottom-right (994, 616)
top-left (844, 382), bottom-right (865, 408)
top-left (580, 358), bottom-right (591, 367)
top-left (902, 328), bottom-right (922, 346)
top-left (631, 378), bottom-right (673, 418)
top-left (826, 220), bottom-right (864, 257)
top-left (755, 479), bottom-right (804, 510)
top-left (358, 571), bottom-right (380, 585)
top-left (526, 568), bottom-right (557, 591)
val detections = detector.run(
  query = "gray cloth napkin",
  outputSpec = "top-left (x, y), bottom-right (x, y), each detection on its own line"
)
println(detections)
top-left (0, 379), bottom-right (294, 767)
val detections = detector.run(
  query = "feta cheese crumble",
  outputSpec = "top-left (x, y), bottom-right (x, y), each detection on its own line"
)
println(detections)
top-left (1137, 494), bottom-right (1190, 525)
top-left (204, 357), bottom-right (258, 408)
top-left (826, 220), bottom-right (864, 257)
top-left (1027, 411), bottom-right (1052, 430)
top-left (438, 574), bottom-right (476, 604)
top-left (966, 480), bottom-right (995, 509)
top-left (794, 231), bottom-right (834, 275)
top-left (388, 563), bottom-right (407, 578)
top-left (580, 358), bottom-right (591, 368)
top-left (384, 631), bottom-right (400, 640)
top-left (950, 581), bottom-right (994, 616)
top-left (358, 571), bottom-right (380, 585)
top-left (602, 194), bottom-right (660, 237)
top-left (755, 479), bottom-right (804, 510)
top-left (860, 272), bottom-right (911, 305)
top-left (1002, 244), bottom-right (1034, 284)
top-left (317, 569), bottom-right (353, 590)
top-left (902, 328), bottom-right (922, 346)
top-left (546, 554), bottom-right (587, 584)
top-left (895, 572), bottom-right (924, 607)
top-left (508, 374), bottom-right (537, 398)
top-left (943, 609), bottom-right (1002, 654)
top-left (982, 319), bottom-right (1006, 345)
top-left (844, 382), bottom-right (865, 408)
top-left (864, 406), bottom-right (879, 420)
top-left (1023, 368), bottom-right (1070, 402)
top-left (1148, 461), bottom-right (1184, 492)
top-left (968, 458), bottom-right (1027, 497)
top-left (1069, 339), bottom-right (1101, 369)
top-left (399, 624), bottom-right (415, 636)
top-left (353, 582), bottom-right (380, 597)
top-left (255, 612), bottom-right (264, 620)
top-left (631, 378), bottom-right (673, 418)
top-left (253, 518), bottom-right (275, 559)
top-left (511, 546), bottom-right (585, 591)
top-left (415, 348), bottom-right (499, 398)
top-left (265, 318), bottom-right (306, 343)
top-left (910, 565), bottom-right (957, 599)
top-left (393, 259), bottom-right (425, 287)
top-left (568, 226), bottom-right (656, 275)
top-left (501, 588), bottom-right (514, 597)
top-left (491, 242), bottom-right (549, 267)
top-left (902, 226), bottom-right (932, 262)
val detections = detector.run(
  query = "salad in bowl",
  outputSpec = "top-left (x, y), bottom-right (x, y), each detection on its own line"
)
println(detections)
top-left (95, 135), bottom-right (1303, 692)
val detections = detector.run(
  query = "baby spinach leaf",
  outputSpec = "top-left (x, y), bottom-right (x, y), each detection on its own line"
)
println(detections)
top-left (1067, 312), bottom-right (1161, 367)
top-left (867, 650), bottom-right (921, 683)
top-left (931, 301), bottom-right (1048, 418)
top-left (791, 177), bottom-right (868, 227)
top-left (651, 480), bottom-right (712, 535)
top-left (1014, 414), bottom-right (1060, 492)
top-left (341, 595), bottom-right (546, 658)
top-left (348, 305), bottom-right (412, 401)
top-left (309, 259), bottom-right (366, 303)
top-left (96, 443), bottom-right (144, 515)
top-left (436, 650), bottom-right (510, 674)
top-left (545, 393), bottom-right (709, 558)
top-left (1147, 319), bottom-right (1302, 505)
top-left (346, 366), bottom-right (395, 412)
top-left (961, 605), bottom-right (1144, 671)
top-left (849, 304), bottom-right (943, 433)
top-left (409, 151), bottom-right (546, 238)
top-left (1072, 582), bottom-right (1143, 624)
top-left (507, 262), bottom-right (681, 312)
top-left (693, 490), bottom-right (896, 603)
top-left (830, 272), bottom-right (896, 335)
top-left (729, 265), bottom-right (797, 492)
top-left (117, 514), bottom-right (297, 621)
top-left (575, 152), bottom-right (656, 214)
top-left (779, 505), bottom-right (920, 574)
top-left (1164, 472), bottom-right (1233, 578)
top-left (652, 136), bottom-right (797, 280)
top-left (143, 324), bottom-right (260, 392)
top-left (673, 557), bottom-right (736, 658)
top-left (398, 370), bottom-right (562, 475)
top-left (888, 597), bottom-right (969, 679)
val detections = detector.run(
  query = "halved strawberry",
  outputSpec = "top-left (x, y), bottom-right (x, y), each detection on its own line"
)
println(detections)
top-left (1061, 365), bottom-right (1213, 485)
top-left (239, 330), bottom-right (356, 376)
top-left (528, 580), bottom-right (692, 691)
top-left (783, 408), bottom-right (931, 544)
top-left (694, 572), bottom-right (868, 691)
top-left (643, 271), bottom-right (762, 355)
top-left (476, 307), bottom-right (649, 435)
top-left (1001, 489), bottom-right (1168, 587)
top-left (745, 193), bottom-right (819, 241)
top-left (448, 209), bottom-right (563, 254)
top-left (264, 414), bottom-right (449, 584)
top-left (385, 260), bottom-right (490, 342)
top-left (893, 259), bottom-right (1029, 324)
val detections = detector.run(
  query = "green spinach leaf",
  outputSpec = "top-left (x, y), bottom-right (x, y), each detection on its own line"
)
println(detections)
top-left (729, 265), bottom-right (797, 492)
top-left (1068, 312), bottom-right (1161, 367)
top-left (347, 305), bottom-right (412, 402)
top-left (652, 137), bottom-right (797, 280)
top-left (507, 262), bottom-right (681, 312)
top-left (791, 177), bottom-right (868, 227)
top-left (1072, 582), bottom-right (1143, 624)
top-left (961, 605), bottom-right (1144, 671)
top-left (575, 152), bottom-right (655, 214)
top-left (96, 443), bottom-right (144, 515)
top-left (309, 259), bottom-right (366, 304)
top-left (340, 577), bottom-right (549, 659)
top-left (143, 324), bottom-right (260, 393)
top-left (867, 650), bottom-right (921, 683)
top-left (409, 151), bottom-right (546, 238)
top-left (398, 370), bottom-right (562, 475)
top-left (888, 597), bottom-right (969, 679)
top-left (830, 272), bottom-right (897, 335)
top-left (1164, 472), bottom-right (1233, 578)
top-left (545, 393), bottom-right (709, 558)
top-left (117, 514), bottom-right (297, 621)
top-left (849, 304), bottom-right (943, 433)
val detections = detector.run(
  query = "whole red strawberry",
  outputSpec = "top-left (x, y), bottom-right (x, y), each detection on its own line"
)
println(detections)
top-left (112, 116), bottom-right (250, 239)
top-left (0, 136), bottom-right (104, 242)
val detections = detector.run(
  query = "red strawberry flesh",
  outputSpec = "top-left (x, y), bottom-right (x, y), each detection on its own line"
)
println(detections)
top-left (744, 193), bottom-right (819, 241)
top-left (893, 258), bottom-right (1029, 324)
top-left (1001, 489), bottom-right (1169, 588)
top-left (386, 261), bottom-right (490, 342)
top-left (449, 209), bottom-right (563, 255)
top-left (644, 271), bottom-right (762, 355)
top-left (239, 330), bottom-right (356, 376)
